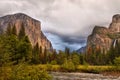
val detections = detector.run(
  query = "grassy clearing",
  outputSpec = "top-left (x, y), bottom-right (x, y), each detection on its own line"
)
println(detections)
top-left (34, 64), bottom-right (119, 73)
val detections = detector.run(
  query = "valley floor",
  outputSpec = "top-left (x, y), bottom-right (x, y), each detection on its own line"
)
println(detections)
top-left (50, 72), bottom-right (120, 80)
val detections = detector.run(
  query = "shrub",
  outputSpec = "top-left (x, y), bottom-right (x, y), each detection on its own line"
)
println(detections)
top-left (61, 59), bottom-right (75, 71)
top-left (50, 60), bottom-right (57, 65)
top-left (0, 67), bottom-right (12, 80)
top-left (72, 54), bottom-right (80, 65)
top-left (114, 56), bottom-right (120, 66)
top-left (46, 63), bottom-right (52, 71)
top-left (114, 56), bottom-right (120, 70)
top-left (11, 64), bottom-right (52, 80)
top-left (51, 65), bottom-right (60, 71)
top-left (0, 64), bottom-right (52, 80)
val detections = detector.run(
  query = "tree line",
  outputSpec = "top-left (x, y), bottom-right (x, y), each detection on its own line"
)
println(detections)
top-left (1, 24), bottom-right (120, 68)
top-left (0, 24), bottom-right (53, 80)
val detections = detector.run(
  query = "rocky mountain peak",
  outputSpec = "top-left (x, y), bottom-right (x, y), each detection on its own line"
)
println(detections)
top-left (0, 13), bottom-right (53, 51)
top-left (92, 26), bottom-right (108, 35)
top-left (109, 14), bottom-right (120, 33)
top-left (86, 14), bottom-right (120, 53)
top-left (112, 14), bottom-right (120, 23)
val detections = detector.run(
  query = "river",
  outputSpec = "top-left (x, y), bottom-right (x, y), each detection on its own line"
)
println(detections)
top-left (50, 72), bottom-right (120, 80)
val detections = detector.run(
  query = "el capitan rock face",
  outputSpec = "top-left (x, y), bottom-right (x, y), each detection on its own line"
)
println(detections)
top-left (87, 14), bottom-right (120, 53)
top-left (0, 13), bottom-right (53, 50)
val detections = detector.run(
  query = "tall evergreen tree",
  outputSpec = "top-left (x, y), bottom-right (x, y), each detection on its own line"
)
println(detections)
top-left (65, 47), bottom-right (70, 59)
top-left (108, 40), bottom-right (120, 64)
top-left (17, 36), bottom-right (32, 62)
top-left (6, 23), bottom-right (12, 35)
top-left (71, 52), bottom-right (80, 65)
top-left (40, 46), bottom-right (42, 54)
top-left (32, 42), bottom-right (41, 64)
top-left (12, 25), bottom-right (17, 35)
top-left (51, 49), bottom-right (57, 60)
top-left (57, 50), bottom-right (66, 64)
top-left (18, 23), bottom-right (25, 40)
top-left (44, 47), bottom-right (47, 64)
top-left (39, 46), bottom-right (43, 63)
top-left (0, 33), bottom-right (19, 65)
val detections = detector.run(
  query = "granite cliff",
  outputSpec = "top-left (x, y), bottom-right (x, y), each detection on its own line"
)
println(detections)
top-left (0, 13), bottom-right (53, 51)
top-left (87, 14), bottom-right (120, 53)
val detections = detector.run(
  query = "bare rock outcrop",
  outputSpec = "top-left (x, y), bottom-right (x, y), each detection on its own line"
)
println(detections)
top-left (87, 14), bottom-right (120, 53)
top-left (0, 13), bottom-right (53, 51)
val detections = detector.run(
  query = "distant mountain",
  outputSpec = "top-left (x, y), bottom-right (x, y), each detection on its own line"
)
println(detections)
top-left (86, 14), bottom-right (120, 53)
top-left (76, 46), bottom-right (86, 53)
top-left (0, 13), bottom-right (53, 51)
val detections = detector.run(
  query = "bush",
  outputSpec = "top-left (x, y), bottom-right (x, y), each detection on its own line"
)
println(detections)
top-left (114, 56), bottom-right (120, 70)
top-left (0, 64), bottom-right (52, 80)
top-left (72, 54), bottom-right (80, 65)
top-left (114, 56), bottom-right (120, 66)
top-left (0, 67), bottom-right (12, 80)
top-left (51, 65), bottom-right (60, 71)
top-left (61, 59), bottom-right (75, 71)
top-left (46, 63), bottom-right (52, 71)
top-left (50, 60), bottom-right (57, 65)
top-left (12, 64), bottom-right (52, 80)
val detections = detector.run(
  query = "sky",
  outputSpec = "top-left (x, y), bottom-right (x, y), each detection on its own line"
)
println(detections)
top-left (0, 0), bottom-right (120, 51)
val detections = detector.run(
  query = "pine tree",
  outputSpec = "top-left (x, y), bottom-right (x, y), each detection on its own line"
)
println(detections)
top-left (17, 35), bottom-right (32, 63)
top-left (79, 54), bottom-right (85, 65)
top-left (71, 52), bottom-right (80, 65)
top-left (40, 46), bottom-right (42, 54)
top-left (6, 23), bottom-right (12, 35)
top-left (108, 41), bottom-right (120, 64)
top-left (52, 49), bottom-right (57, 60)
top-left (12, 25), bottom-right (17, 35)
top-left (44, 47), bottom-right (47, 64)
top-left (65, 47), bottom-right (70, 59)
top-left (18, 23), bottom-right (25, 40)
top-left (35, 42), bottom-right (40, 53)
top-left (39, 46), bottom-right (43, 63)
top-left (57, 50), bottom-right (66, 64)
top-left (32, 42), bottom-right (41, 64)
top-left (0, 34), bottom-right (19, 66)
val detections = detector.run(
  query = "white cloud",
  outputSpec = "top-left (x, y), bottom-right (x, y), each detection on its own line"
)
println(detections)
top-left (0, 0), bottom-right (120, 50)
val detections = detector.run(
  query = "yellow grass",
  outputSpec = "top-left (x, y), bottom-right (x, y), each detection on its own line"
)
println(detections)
top-left (76, 65), bottom-right (114, 73)
top-left (30, 64), bottom-right (114, 73)
top-left (77, 65), bottom-right (113, 70)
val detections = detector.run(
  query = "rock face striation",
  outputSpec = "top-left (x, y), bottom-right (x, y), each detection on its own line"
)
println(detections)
top-left (87, 14), bottom-right (120, 53)
top-left (0, 13), bottom-right (53, 51)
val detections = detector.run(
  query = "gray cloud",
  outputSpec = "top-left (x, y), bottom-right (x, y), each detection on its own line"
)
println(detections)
top-left (0, 0), bottom-right (120, 50)
top-left (44, 32), bottom-right (86, 51)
